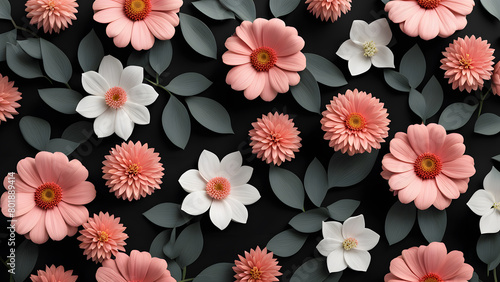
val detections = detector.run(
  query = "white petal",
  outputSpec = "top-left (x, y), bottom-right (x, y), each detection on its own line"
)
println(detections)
top-left (484, 167), bottom-right (500, 200)
top-left (317, 238), bottom-right (342, 257)
top-left (220, 151), bottom-right (243, 173)
top-left (94, 107), bottom-right (116, 138)
top-left (209, 200), bottom-right (232, 230)
top-left (348, 53), bottom-right (372, 76)
top-left (127, 84), bottom-right (159, 106)
top-left (342, 215), bottom-right (365, 238)
top-left (350, 20), bottom-right (370, 45)
top-left (179, 169), bottom-right (206, 193)
top-left (322, 221), bottom-right (344, 240)
top-left (368, 18), bottom-right (392, 46)
top-left (119, 66), bottom-right (144, 91)
top-left (467, 190), bottom-right (496, 216)
top-left (228, 166), bottom-right (253, 187)
top-left (198, 150), bottom-right (221, 181)
top-left (123, 102), bottom-right (150, 125)
top-left (82, 71), bottom-right (110, 96)
top-left (114, 109), bottom-right (134, 140)
top-left (228, 184), bottom-right (260, 205)
top-left (326, 248), bottom-right (347, 273)
top-left (225, 197), bottom-right (248, 224)
top-left (76, 96), bottom-right (108, 118)
top-left (355, 229), bottom-right (380, 251)
top-left (480, 210), bottom-right (500, 234)
top-left (344, 249), bottom-right (371, 272)
top-left (336, 40), bottom-right (360, 61)
top-left (99, 55), bottom-right (123, 86)
top-left (181, 191), bottom-right (212, 216)
top-left (371, 46), bottom-right (395, 68)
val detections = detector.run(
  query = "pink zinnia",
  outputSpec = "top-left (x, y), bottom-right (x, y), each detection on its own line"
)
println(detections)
top-left (491, 62), bottom-right (500, 96)
top-left (102, 141), bottom-right (164, 201)
top-left (222, 18), bottom-right (306, 101)
top-left (96, 250), bottom-right (176, 282)
top-left (77, 212), bottom-right (128, 263)
top-left (25, 0), bottom-right (78, 34)
top-left (320, 89), bottom-right (390, 156)
top-left (440, 36), bottom-right (495, 93)
top-left (381, 123), bottom-right (475, 210)
top-left (385, 0), bottom-right (474, 40)
top-left (233, 247), bottom-right (282, 282)
top-left (249, 112), bottom-right (302, 166)
top-left (384, 242), bottom-right (473, 282)
top-left (305, 0), bottom-right (352, 22)
top-left (0, 74), bottom-right (21, 124)
top-left (93, 0), bottom-right (183, 51)
top-left (30, 265), bottom-right (78, 282)
top-left (0, 152), bottom-right (96, 244)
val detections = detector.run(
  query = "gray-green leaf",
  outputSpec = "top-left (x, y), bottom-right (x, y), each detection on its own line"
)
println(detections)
top-left (421, 76), bottom-right (443, 119)
top-left (270, 0), bottom-right (301, 17)
top-left (289, 208), bottom-right (329, 233)
top-left (438, 103), bottom-right (478, 131)
top-left (475, 113), bottom-right (500, 135)
top-left (290, 69), bottom-right (321, 114)
top-left (6, 43), bottom-right (43, 79)
top-left (193, 263), bottom-right (234, 282)
top-left (269, 166), bottom-right (305, 210)
top-left (290, 258), bottom-right (330, 282)
top-left (78, 29), bottom-right (104, 72)
top-left (185, 96), bottom-right (233, 134)
top-left (18, 38), bottom-right (41, 59)
top-left (149, 230), bottom-right (171, 259)
top-left (219, 0), bottom-right (256, 21)
top-left (0, 0), bottom-right (11, 20)
top-left (173, 222), bottom-right (203, 268)
top-left (408, 88), bottom-right (426, 120)
top-left (417, 207), bottom-right (446, 243)
top-left (166, 72), bottom-right (212, 96)
top-left (62, 121), bottom-right (93, 144)
top-left (400, 44), bottom-right (426, 88)
top-left (0, 30), bottom-right (16, 62)
top-left (385, 201), bottom-right (416, 245)
top-left (128, 50), bottom-right (156, 77)
top-left (19, 116), bottom-right (51, 150)
top-left (13, 240), bottom-right (38, 282)
top-left (477, 233), bottom-right (500, 267)
top-left (40, 38), bottom-right (72, 83)
top-left (149, 40), bottom-right (173, 75)
top-left (304, 158), bottom-right (329, 207)
top-left (305, 53), bottom-right (347, 87)
top-left (481, 0), bottom-right (500, 21)
top-left (384, 70), bottom-right (411, 92)
top-left (192, 0), bottom-right (235, 20)
top-left (267, 229), bottom-right (308, 257)
top-left (38, 88), bottom-right (83, 114)
top-left (44, 138), bottom-right (80, 155)
top-left (143, 203), bottom-right (192, 228)
top-left (179, 13), bottom-right (217, 59)
top-left (167, 259), bottom-right (182, 281)
top-left (327, 199), bottom-right (360, 222)
top-left (328, 150), bottom-right (379, 188)
top-left (162, 95), bottom-right (191, 149)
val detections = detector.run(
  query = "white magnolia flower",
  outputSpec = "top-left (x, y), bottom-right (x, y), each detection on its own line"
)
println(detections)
top-left (316, 214), bottom-right (380, 273)
top-left (467, 167), bottom-right (500, 234)
top-left (180, 150), bottom-right (261, 230)
top-left (76, 55), bottom-right (159, 140)
top-left (336, 18), bottom-right (394, 76)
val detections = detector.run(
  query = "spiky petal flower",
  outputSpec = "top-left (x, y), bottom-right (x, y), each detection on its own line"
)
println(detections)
top-left (25, 0), bottom-right (78, 34)
top-left (233, 247), bottom-right (282, 282)
top-left (0, 74), bottom-right (21, 124)
top-left (305, 0), bottom-right (352, 22)
top-left (30, 265), bottom-right (77, 282)
top-left (492, 62), bottom-right (500, 96)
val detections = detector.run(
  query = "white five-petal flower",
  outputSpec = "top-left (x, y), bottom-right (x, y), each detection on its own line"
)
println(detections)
top-left (76, 55), bottom-right (159, 140)
top-left (316, 214), bottom-right (380, 273)
top-left (336, 18), bottom-right (395, 76)
top-left (180, 150), bottom-right (261, 230)
top-left (467, 167), bottom-right (500, 234)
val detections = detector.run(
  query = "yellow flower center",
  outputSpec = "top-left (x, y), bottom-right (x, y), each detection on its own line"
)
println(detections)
top-left (459, 54), bottom-right (474, 69)
top-left (46, 0), bottom-right (56, 10)
top-left (417, 0), bottom-right (441, 9)
top-left (127, 163), bottom-right (141, 176)
top-left (97, 231), bottom-right (109, 242)
top-left (420, 273), bottom-right (443, 282)
top-left (414, 153), bottom-right (442, 179)
top-left (342, 237), bottom-right (358, 250)
top-left (363, 41), bottom-right (378, 57)
top-left (34, 182), bottom-right (63, 209)
top-left (206, 177), bottom-right (231, 200)
top-left (492, 202), bottom-right (500, 210)
top-left (249, 266), bottom-right (262, 280)
top-left (105, 86), bottom-right (127, 109)
top-left (250, 47), bottom-right (278, 72)
top-left (345, 113), bottom-right (366, 131)
top-left (124, 0), bottom-right (152, 21)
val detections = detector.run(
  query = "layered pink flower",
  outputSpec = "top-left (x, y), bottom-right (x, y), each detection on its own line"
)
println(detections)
top-left (30, 265), bottom-right (78, 282)
top-left (0, 152), bottom-right (96, 244)
top-left (384, 242), bottom-right (474, 282)
top-left (77, 212), bottom-right (128, 263)
top-left (249, 112), bottom-right (302, 166)
top-left (233, 247), bottom-right (282, 282)
top-left (96, 250), bottom-right (175, 282)
top-left (385, 0), bottom-right (474, 40)
top-left (381, 123), bottom-right (475, 210)
top-left (305, 0), bottom-right (352, 22)
top-left (102, 141), bottom-right (164, 201)
top-left (440, 36), bottom-right (495, 93)
top-left (222, 18), bottom-right (306, 101)
top-left (93, 0), bottom-right (183, 51)
top-left (321, 89), bottom-right (390, 156)
top-left (492, 62), bottom-right (500, 96)
top-left (0, 74), bottom-right (22, 124)
top-left (25, 0), bottom-right (78, 34)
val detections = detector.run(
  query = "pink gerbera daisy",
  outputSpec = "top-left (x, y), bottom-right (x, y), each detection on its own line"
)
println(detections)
top-left (320, 89), bottom-right (390, 156)
top-left (491, 62), bottom-right (500, 96)
top-left (233, 247), bottom-right (282, 282)
top-left (249, 112), bottom-right (302, 166)
top-left (93, 0), bottom-right (183, 51)
top-left (381, 123), bottom-right (475, 210)
top-left (77, 212), bottom-right (128, 263)
top-left (102, 141), bottom-right (164, 201)
top-left (31, 265), bottom-right (78, 282)
top-left (305, 0), bottom-right (352, 22)
top-left (222, 18), bottom-right (306, 101)
top-left (385, 0), bottom-right (475, 40)
top-left (0, 74), bottom-right (22, 124)
top-left (0, 152), bottom-right (96, 244)
top-left (440, 36), bottom-right (495, 93)
top-left (25, 0), bottom-right (78, 34)
top-left (384, 242), bottom-right (474, 282)
top-left (96, 250), bottom-right (176, 282)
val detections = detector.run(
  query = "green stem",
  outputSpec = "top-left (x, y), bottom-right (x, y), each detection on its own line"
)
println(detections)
top-left (145, 77), bottom-right (173, 96)
top-left (477, 88), bottom-right (492, 118)
top-left (65, 83), bottom-right (72, 90)
top-left (494, 268), bottom-right (498, 282)
top-left (182, 266), bottom-right (187, 280)
top-left (10, 19), bottom-right (39, 38)
top-left (44, 76), bottom-right (53, 85)
top-left (0, 257), bottom-right (8, 268)
top-left (179, 279), bottom-right (194, 282)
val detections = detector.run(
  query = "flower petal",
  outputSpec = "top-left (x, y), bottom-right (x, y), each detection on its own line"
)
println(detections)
top-left (119, 66), bottom-right (144, 92)
top-left (123, 102), bottom-right (150, 125)
top-left (389, 256), bottom-right (419, 280)
top-left (99, 55), bottom-right (123, 86)
top-left (336, 39), bottom-right (360, 61)
top-left (127, 84), bottom-right (159, 106)
top-left (369, 18), bottom-right (392, 46)
top-left (322, 221), bottom-right (343, 240)
top-left (317, 238), bottom-right (342, 257)
top-left (130, 21), bottom-right (155, 51)
top-left (348, 53), bottom-right (372, 76)
top-left (479, 210), bottom-right (500, 234)
top-left (209, 200), bottom-right (232, 230)
top-left (76, 96), bottom-right (108, 118)
top-left (344, 249), bottom-right (371, 271)
top-left (181, 191), bottom-right (212, 216)
top-left (423, 242), bottom-right (447, 274)
top-left (342, 214), bottom-right (365, 238)
top-left (356, 229), bottom-right (380, 251)
top-left (17, 157), bottom-right (43, 188)
top-left (94, 108), bottom-right (117, 138)
top-left (350, 20), bottom-right (371, 45)
top-left (16, 207), bottom-right (42, 235)
top-left (222, 51), bottom-right (250, 66)
top-left (371, 46), bottom-right (394, 68)
top-left (198, 150), bottom-right (221, 181)
top-left (114, 109), bottom-right (134, 140)
top-left (276, 52), bottom-right (306, 72)
top-left (484, 167), bottom-right (500, 200)
top-left (62, 181), bottom-right (96, 205)
top-left (407, 124), bottom-right (429, 155)
top-left (82, 71), bottom-right (110, 96)
top-left (268, 67), bottom-right (290, 94)
top-left (45, 207), bottom-right (68, 241)
top-left (143, 11), bottom-right (176, 41)
top-left (414, 179), bottom-right (437, 210)
top-left (112, 20), bottom-right (134, 48)
top-left (28, 210), bottom-right (48, 244)
top-left (225, 197), bottom-right (248, 224)
top-left (441, 155), bottom-right (475, 179)
top-left (226, 64), bottom-right (256, 92)
top-left (179, 169), bottom-right (206, 193)
top-left (467, 190), bottom-right (495, 216)
top-left (57, 202), bottom-right (89, 227)
top-left (435, 174), bottom-right (461, 199)
top-left (95, 267), bottom-right (127, 282)
top-left (228, 184), bottom-right (260, 205)
top-left (326, 248), bottom-right (347, 272)
top-left (128, 250), bottom-right (150, 281)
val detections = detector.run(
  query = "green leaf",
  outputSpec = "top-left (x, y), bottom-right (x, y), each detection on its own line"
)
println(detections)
top-left (488, 252), bottom-right (500, 271)
top-left (289, 208), bottom-right (329, 233)
top-left (185, 96), bottom-right (233, 134)
top-left (408, 88), bottom-right (426, 120)
top-left (327, 199), bottom-right (360, 222)
top-left (475, 113), bottom-right (500, 135)
top-left (477, 233), bottom-right (500, 267)
top-left (13, 240), bottom-right (38, 282)
top-left (6, 43), bottom-right (43, 79)
top-left (421, 76), bottom-right (443, 119)
top-left (40, 38), bottom-right (72, 83)
top-left (290, 69), bottom-right (321, 114)
top-left (323, 272), bottom-right (343, 282)
top-left (163, 228), bottom-right (178, 259)
top-left (385, 201), bottom-right (416, 245)
top-left (0, 0), bottom-right (11, 20)
top-left (192, 0), bottom-right (235, 20)
top-left (384, 70), bottom-right (411, 92)
top-left (381, 0), bottom-right (390, 3)
top-left (267, 229), bottom-right (308, 257)
top-left (290, 258), bottom-right (330, 282)
top-left (305, 53), bottom-right (347, 87)
top-left (193, 263), bottom-right (234, 282)
top-left (0, 30), bottom-right (16, 62)
top-left (149, 40), bottom-right (173, 75)
top-left (179, 13), bottom-right (217, 59)
top-left (219, 0), bottom-right (256, 21)
top-left (400, 44), bottom-right (426, 88)
top-left (328, 150), bottom-right (379, 188)
top-left (493, 154), bottom-right (500, 162)
top-left (304, 158), bottom-right (329, 207)
top-left (128, 50), bottom-right (156, 77)
top-left (481, 0), bottom-right (500, 21)
top-left (270, 0), bottom-right (301, 17)
top-left (166, 259), bottom-right (182, 281)
top-left (149, 230), bottom-right (172, 259)
top-left (18, 38), bottom-right (41, 59)
top-left (417, 207), bottom-right (446, 243)
top-left (19, 116), bottom-right (51, 150)
top-left (438, 103), bottom-right (478, 131)
top-left (143, 203), bottom-right (192, 228)
top-left (44, 138), bottom-right (80, 155)
top-left (62, 121), bottom-right (93, 144)
top-left (162, 95), bottom-right (191, 149)
top-left (173, 222), bottom-right (203, 268)
top-left (470, 272), bottom-right (482, 282)
top-left (38, 88), bottom-right (83, 114)
top-left (269, 166), bottom-right (305, 210)
top-left (166, 72), bottom-right (212, 96)
top-left (78, 29), bottom-right (104, 72)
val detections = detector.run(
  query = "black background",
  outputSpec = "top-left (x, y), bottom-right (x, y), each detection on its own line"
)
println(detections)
top-left (1, 0), bottom-right (500, 281)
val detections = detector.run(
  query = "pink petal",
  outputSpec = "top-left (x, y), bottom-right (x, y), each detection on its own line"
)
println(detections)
top-left (283, 70), bottom-right (300, 86)
top-left (235, 21), bottom-right (258, 50)
top-left (128, 251), bottom-right (151, 281)
top-left (222, 51), bottom-right (250, 66)
top-left (427, 123), bottom-right (446, 153)
top-left (435, 174), bottom-right (460, 199)
top-left (268, 67), bottom-right (290, 94)
top-left (388, 170), bottom-right (417, 191)
top-left (226, 64), bottom-right (256, 91)
top-left (439, 250), bottom-right (466, 279)
top-left (382, 154), bottom-right (413, 173)
top-left (414, 179), bottom-right (437, 210)
top-left (3, 174), bottom-right (36, 193)
top-left (389, 257), bottom-right (419, 280)
top-left (131, 21), bottom-right (155, 51)
top-left (440, 0), bottom-right (474, 15)
top-left (435, 5), bottom-right (458, 38)
top-left (401, 9), bottom-right (425, 37)
top-left (11, 192), bottom-right (35, 217)
top-left (57, 202), bottom-right (89, 227)
top-left (439, 143), bottom-right (465, 163)
top-left (390, 137), bottom-right (417, 163)
top-left (276, 52), bottom-right (306, 72)
top-left (273, 27), bottom-right (305, 56)
top-left (94, 8), bottom-right (124, 24)
top-left (151, 0), bottom-right (183, 11)
top-left (251, 18), bottom-right (268, 47)
top-left (262, 18), bottom-right (286, 51)
top-left (17, 157), bottom-right (43, 188)
top-left (16, 207), bottom-right (42, 235)
top-left (397, 177), bottom-right (423, 204)
top-left (113, 20), bottom-right (134, 48)
top-left (418, 9), bottom-right (440, 40)
top-left (45, 207), bottom-right (68, 241)
top-left (386, 1), bottom-right (421, 23)
top-left (96, 267), bottom-right (127, 282)
top-left (57, 159), bottom-right (89, 189)
top-left (243, 72), bottom-right (266, 100)
top-left (441, 155), bottom-right (475, 179)
top-left (401, 247), bottom-right (426, 278)
top-left (93, 0), bottom-right (123, 10)
top-left (224, 36), bottom-right (252, 55)
top-left (28, 210), bottom-right (48, 244)
top-left (35, 152), bottom-right (68, 184)
top-left (423, 242), bottom-right (447, 274)
top-left (106, 17), bottom-right (132, 38)
top-left (260, 75), bottom-right (278, 101)
top-left (62, 181), bottom-right (96, 205)
top-left (407, 124), bottom-right (429, 155)
top-left (143, 258), bottom-right (168, 281)
top-left (433, 190), bottom-right (452, 210)
top-left (115, 252), bottom-right (132, 280)
top-left (143, 11), bottom-right (176, 40)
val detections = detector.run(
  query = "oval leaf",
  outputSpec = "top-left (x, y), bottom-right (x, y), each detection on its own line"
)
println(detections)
top-left (267, 229), bottom-right (308, 257)
top-left (289, 208), bottom-right (329, 233)
top-left (173, 222), bottom-right (203, 268)
top-left (38, 88), bottom-right (83, 114)
top-left (270, 0), bottom-right (301, 17)
top-left (166, 259), bottom-right (182, 281)
top-left (328, 150), bottom-right (379, 188)
top-left (18, 38), bottom-right (41, 59)
top-left (128, 50), bottom-right (156, 77)
top-left (305, 53), bottom-right (347, 87)
top-left (149, 40), bottom-right (173, 75)
top-left (417, 207), bottom-right (446, 243)
top-left (162, 95), bottom-right (191, 149)
top-left (78, 29), bottom-right (104, 72)
top-left (290, 258), bottom-right (329, 282)
top-left (400, 44), bottom-right (425, 88)
top-left (481, 0), bottom-right (500, 21)
top-left (0, 0), bottom-right (11, 20)
top-left (290, 69), bottom-right (321, 114)
top-left (304, 158), bottom-right (329, 207)
top-left (19, 116), bottom-right (51, 150)
top-left (422, 76), bottom-right (443, 119)
top-left (219, 0), bottom-right (256, 21)
top-left (477, 233), bottom-right (500, 266)
top-left (6, 43), bottom-right (43, 79)
top-left (163, 228), bottom-right (178, 259)
top-left (179, 13), bottom-right (217, 59)
top-left (269, 166), bottom-right (305, 210)
top-left (185, 96), bottom-right (233, 134)
top-left (327, 199), bottom-right (360, 222)
top-left (44, 138), bottom-right (80, 155)
top-left (192, 0), bottom-right (235, 20)
top-left (438, 103), bottom-right (478, 131)
top-left (62, 121), bottom-right (93, 144)
top-left (384, 70), bottom-right (411, 92)
top-left (166, 72), bottom-right (212, 96)
top-left (40, 38), bottom-right (72, 83)
top-left (13, 239), bottom-right (38, 282)
top-left (408, 88), bottom-right (426, 120)
top-left (324, 272), bottom-right (343, 282)
top-left (149, 230), bottom-right (172, 259)
top-left (385, 201), bottom-right (416, 245)
top-left (0, 29), bottom-right (17, 62)
top-left (193, 263), bottom-right (234, 282)
top-left (143, 203), bottom-right (192, 228)
top-left (475, 113), bottom-right (500, 135)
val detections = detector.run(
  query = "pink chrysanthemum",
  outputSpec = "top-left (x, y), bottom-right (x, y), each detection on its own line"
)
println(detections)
top-left (0, 152), bottom-right (96, 244)
top-left (381, 123), bottom-right (475, 210)
top-left (25, 0), bottom-right (78, 34)
top-left (233, 247), bottom-right (282, 282)
top-left (92, 0), bottom-right (183, 51)
top-left (222, 18), bottom-right (306, 101)
top-left (384, 242), bottom-right (474, 282)
top-left (320, 89), bottom-right (390, 156)
top-left (305, 0), bottom-right (352, 22)
top-left (249, 112), bottom-right (302, 166)
top-left (96, 250), bottom-right (176, 282)
top-left (492, 62), bottom-right (500, 96)
top-left (440, 36), bottom-right (495, 93)
top-left (77, 212), bottom-right (128, 263)
top-left (102, 141), bottom-right (164, 201)
top-left (385, 0), bottom-right (474, 40)
top-left (31, 265), bottom-right (78, 282)
top-left (0, 74), bottom-right (21, 124)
